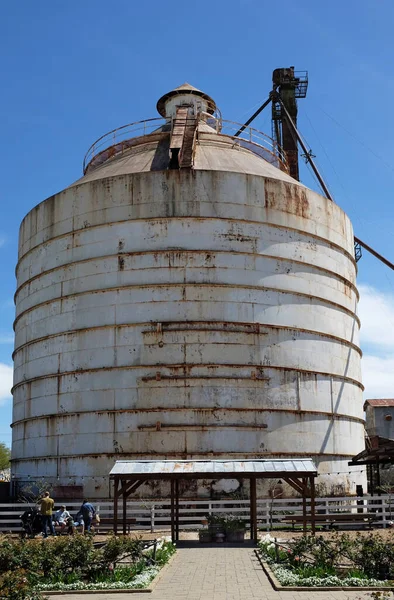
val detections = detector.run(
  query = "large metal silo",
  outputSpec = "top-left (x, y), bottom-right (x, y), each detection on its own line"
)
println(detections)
top-left (12, 83), bottom-right (365, 497)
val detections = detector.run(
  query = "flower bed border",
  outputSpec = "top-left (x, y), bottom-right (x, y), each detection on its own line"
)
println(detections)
top-left (43, 551), bottom-right (176, 595)
top-left (254, 550), bottom-right (394, 592)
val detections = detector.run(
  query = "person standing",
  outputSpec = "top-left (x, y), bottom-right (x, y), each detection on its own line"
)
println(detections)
top-left (40, 491), bottom-right (55, 538)
top-left (79, 499), bottom-right (96, 533)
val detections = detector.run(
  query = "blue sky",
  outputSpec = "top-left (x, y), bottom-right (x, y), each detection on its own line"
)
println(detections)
top-left (1, 0), bottom-right (394, 446)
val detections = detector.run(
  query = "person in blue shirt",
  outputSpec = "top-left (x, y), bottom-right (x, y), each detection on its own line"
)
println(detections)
top-left (79, 499), bottom-right (96, 532)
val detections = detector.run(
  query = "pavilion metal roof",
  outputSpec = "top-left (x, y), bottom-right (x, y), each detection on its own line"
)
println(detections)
top-left (109, 458), bottom-right (317, 478)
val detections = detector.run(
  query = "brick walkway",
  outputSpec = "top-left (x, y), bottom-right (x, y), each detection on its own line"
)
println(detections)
top-left (61, 546), bottom-right (388, 599)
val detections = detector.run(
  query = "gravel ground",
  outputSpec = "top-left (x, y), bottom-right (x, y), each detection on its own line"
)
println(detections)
top-left (94, 527), bottom-right (394, 543)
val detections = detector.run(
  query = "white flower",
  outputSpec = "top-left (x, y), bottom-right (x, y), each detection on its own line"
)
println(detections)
top-left (269, 563), bottom-right (385, 588)
top-left (35, 567), bottom-right (161, 591)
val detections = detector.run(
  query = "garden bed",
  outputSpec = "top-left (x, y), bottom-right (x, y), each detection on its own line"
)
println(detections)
top-left (258, 533), bottom-right (394, 590)
top-left (0, 533), bottom-right (176, 598)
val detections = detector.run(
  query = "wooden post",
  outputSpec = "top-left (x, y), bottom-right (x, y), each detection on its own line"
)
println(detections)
top-left (310, 476), bottom-right (316, 535)
top-left (123, 480), bottom-right (127, 536)
top-left (113, 478), bottom-right (119, 535)
top-left (250, 478), bottom-right (257, 543)
top-left (175, 479), bottom-right (180, 541)
top-left (302, 477), bottom-right (307, 534)
top-left (376, 460), bottom-right (381, 495)
top-left (170, 479), bottom-right (175, 543)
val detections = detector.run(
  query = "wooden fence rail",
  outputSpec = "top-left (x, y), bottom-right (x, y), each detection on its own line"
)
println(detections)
top-left (0, 495), bottom-right (393, 533)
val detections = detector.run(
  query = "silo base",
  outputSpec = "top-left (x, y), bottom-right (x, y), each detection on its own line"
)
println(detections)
top-left (12, 456), bottom-right (366, 501)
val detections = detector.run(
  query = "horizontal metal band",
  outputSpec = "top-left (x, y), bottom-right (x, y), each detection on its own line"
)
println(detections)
top-left (13, 282), bottom-right (361, 330)
top-left (16, 215), bottom-right (357, 273)
top-left (10, 451), bottom-right (363, 463)
top-left (11, 363), bottom-right (364, 393)
top-left (14, 248), bottom-right (359, 301)
top-left (11, 406), bottom-right (365, 428)
top-left (12, 320), bottom-right (363, 360)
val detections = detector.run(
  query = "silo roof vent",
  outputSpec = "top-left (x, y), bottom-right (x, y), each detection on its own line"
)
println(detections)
top-left (156, 82), bottom-right (217, 118)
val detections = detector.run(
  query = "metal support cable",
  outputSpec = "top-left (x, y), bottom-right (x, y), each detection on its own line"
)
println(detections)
top-left (354, 236), bottom-right (394, 271)
top-left (233, 96), bottom-right (272, 138)
top-left (276, 96), bottom-right (333, 201)
top-left (276, 96), bottom-right (394, 271)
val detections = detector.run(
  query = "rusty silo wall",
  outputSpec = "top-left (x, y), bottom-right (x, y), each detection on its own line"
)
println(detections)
top-left (11, 164), bottom-right (365, 498)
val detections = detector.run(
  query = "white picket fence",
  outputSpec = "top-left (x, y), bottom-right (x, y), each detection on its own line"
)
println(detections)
top-left (1, 495), bottom-right (394, 533)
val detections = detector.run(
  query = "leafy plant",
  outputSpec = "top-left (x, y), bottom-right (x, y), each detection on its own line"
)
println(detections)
top-left (100, 535), bottom-right (144, 568)
top-left (0, 443), bottom-right (10, 471)
top-left (0, 569), bottom-right (45, 600)
top-left (347, 534), bottom-right (394, 580)
top-left (223, 515), bottom-right (245, 531)
top-left (205, 514), bottom-right (245, 530)
top-left (155, 540), bottom-right (176, 565)
top-left (0, 535), bottom-right (176, 594)
top-left (17, 479), bottom-right (52, 506)
top-left (206, 514), bottom-right (226, 527)
top-left (287, 533), bottom-right (353, 570)
top-left (259, 532), bottom-right (394, 586)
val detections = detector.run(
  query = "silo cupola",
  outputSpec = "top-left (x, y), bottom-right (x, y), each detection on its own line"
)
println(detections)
top-left (156, 82), bottom-right (216, 118)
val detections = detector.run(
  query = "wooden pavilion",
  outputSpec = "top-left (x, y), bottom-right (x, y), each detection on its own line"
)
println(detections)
top-left (109, 459), bottom-right (317, 542)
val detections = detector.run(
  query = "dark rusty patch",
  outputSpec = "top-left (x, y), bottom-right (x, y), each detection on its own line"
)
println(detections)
top-left (118, 255), bottom-right (125, 271)
top-left (265, 179), bottom-right (310, 219)
top-left (343, 281), bottom-right (352, 298)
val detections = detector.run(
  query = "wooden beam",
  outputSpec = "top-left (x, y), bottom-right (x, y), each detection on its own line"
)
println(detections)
top-left (170, 479), bottom-right (175, 543)
top-left (282, 476), bottom-right (306, 496)
top-left (250, 478), bottom-right (257, 543)
top-left (113, 478), bottom-right (119, 535)
top-left (124, 480), bottom-right (144, 498)
top-left (175, 479), bottom-right (180, 541)
top-left (123, 482), bottom-right (127, 536)
top-left (310, 476), bottom-right (316, 535)
top-left (302, 477), bottom-right (307, 534)
top-left (376, 460), bottom-right (381, 496)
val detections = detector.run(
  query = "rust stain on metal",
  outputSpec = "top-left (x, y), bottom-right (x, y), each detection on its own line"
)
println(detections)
top-left (265, 179), bottom-right (310, 220)
top-left (117, 255), bottom-right (125, 270)
top-left (137, 424), bottom-right (269, 431)
top-left (13, 99), bottom-right (364, 497)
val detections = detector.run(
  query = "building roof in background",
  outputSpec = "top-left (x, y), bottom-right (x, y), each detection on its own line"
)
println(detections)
top-left (364, 399), bottom-right (394, 410)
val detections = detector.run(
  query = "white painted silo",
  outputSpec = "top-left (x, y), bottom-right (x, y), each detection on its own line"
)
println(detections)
top-left (11, 83), bottom-right (365, 497)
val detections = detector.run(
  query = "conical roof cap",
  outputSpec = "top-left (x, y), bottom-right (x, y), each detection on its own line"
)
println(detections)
top-left (157, 82), bottom-right (216, 117)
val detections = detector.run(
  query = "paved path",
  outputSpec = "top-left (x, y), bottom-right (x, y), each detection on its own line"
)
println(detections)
top-left (61, 546), bottom-right (389, 599)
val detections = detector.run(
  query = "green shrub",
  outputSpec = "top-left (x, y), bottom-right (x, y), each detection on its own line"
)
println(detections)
top-left (347, 534), bottom-right (394, 580)
top-left (0, 535), bottom-right (175, 593)
top-left (260, 532), bottom-right (394, 583)
top-left (0, 569), bottom-right (44, 600)
top-left (101, 535), bottom-right (144, 567)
